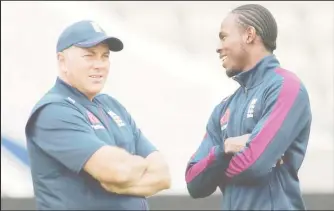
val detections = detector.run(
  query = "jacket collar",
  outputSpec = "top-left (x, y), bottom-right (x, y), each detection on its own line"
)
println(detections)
top-left (52, 77), bottom-right (97, 106)
top-left (232, 55), bottom-right (280, 89)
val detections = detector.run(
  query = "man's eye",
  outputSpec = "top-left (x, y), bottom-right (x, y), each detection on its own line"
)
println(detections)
top-left (84, 54), bottom-right (93, 57)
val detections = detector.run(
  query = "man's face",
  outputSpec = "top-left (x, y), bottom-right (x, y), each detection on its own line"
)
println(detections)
top-left (216, 13), bottom-right (249, 78)
top-left (58, 43), bottom-right (110, 100)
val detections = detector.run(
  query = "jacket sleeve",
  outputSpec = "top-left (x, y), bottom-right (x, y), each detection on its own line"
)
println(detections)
top-left (25, 103), bottom-right (107, 174)
top-left (225, 70), bottom-right (312, 183)
top-left (185, 103), bottom-right (232, 198)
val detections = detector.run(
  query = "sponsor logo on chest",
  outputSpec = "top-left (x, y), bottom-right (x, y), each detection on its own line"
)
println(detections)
top-left (86, 111), bottom-right (105, 130)
top-left (220, 108), bottom-right (230, 131)
top-left (107, 110), bottom-right (126, 127)
top-left (247, 98), bottom-right (258, 118)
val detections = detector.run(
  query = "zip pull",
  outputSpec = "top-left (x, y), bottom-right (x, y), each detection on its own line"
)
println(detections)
top-left (244, 87), bottom-right (248, 96)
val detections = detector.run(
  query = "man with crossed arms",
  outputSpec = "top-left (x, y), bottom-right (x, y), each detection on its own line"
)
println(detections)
top-left (25, 20), bottom-right (171, 210)
top-left (185, 4), bottom-right (312, 210)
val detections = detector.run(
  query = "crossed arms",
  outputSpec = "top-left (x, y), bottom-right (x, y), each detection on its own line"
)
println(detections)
top-left (185, 79), bottom-right (311, 198)
top-left (86, 147), bottom-right (171, 197)
top-left (27, 103), bottom-right (171, 197)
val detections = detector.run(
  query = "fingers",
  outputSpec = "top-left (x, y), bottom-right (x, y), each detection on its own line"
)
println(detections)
top-left (275, 158), bottom-right (284, 166)
top-left (225, 143), bottom-right (246, 154)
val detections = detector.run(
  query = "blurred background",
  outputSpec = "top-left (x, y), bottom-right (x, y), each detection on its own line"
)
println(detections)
top-left (1, 1), bottom-right (333, 210)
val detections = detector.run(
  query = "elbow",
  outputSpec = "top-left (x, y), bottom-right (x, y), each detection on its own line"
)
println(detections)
top-left (163, 165), bottom-right (172, 189)
top-left (157, 167), bottom-right (172, 190)
top-left (187, 185), bottom-right (201, 199)
top-left (185, 169), bottom-right (210, 199)
top-left (185, 174), bottom-right (214, 199)
top-left (161, 174), bottom-right (172, 190)
top-left (153, 159), bottom-right (172, 190)
top-left (186, 183), bottom-right (212, 199)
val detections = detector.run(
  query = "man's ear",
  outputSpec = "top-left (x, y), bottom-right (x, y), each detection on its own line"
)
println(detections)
top-left (57, 52), bottom-right (67, 74)
top-left (244, 26), bottom-right (257, 44)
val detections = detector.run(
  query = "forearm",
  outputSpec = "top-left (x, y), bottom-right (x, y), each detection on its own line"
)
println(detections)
top-left (102, 153), bottom-right (171, 196)
top-left (84, 145), bottom-right (148, 187)
top-left (131, 165), bottom-right (170, 190)
top-left (103, 169), bottom-right (169, 197)
top-left (186, 146), bottom-right (232, 198)
top-left (185, 134), bottom-right (249, 194)
top-left (224, 134), bottom-right (285, 186)
top-left (115, 155), bottom-right (150, 187)
top-left (226, 154), bottom-right (285, 186)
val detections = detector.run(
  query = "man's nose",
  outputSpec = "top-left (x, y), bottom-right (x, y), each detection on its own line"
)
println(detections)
top-left (93, 58), bottom-right (108, 69)
top-left (216, 43), bottom-right (222, 54)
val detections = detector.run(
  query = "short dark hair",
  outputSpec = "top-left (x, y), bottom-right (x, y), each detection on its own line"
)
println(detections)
top-left (232, 4), bottom-right (278, 52)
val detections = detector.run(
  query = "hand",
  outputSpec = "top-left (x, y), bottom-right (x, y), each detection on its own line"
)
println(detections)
top-left (279, 159), bottom-right (284, 165)
top-left (224, 134), bottom-right (251, 154)
top-left (101, 182), bottom-right (129, 194)
top-left (122, 155), bottom-right (148, 187)
top-left (277, 155), bottom-right (284, 165)
top-left (224, 134), bottom-right (285, 166)
top-left (131, 155), bottom-right (149, 173)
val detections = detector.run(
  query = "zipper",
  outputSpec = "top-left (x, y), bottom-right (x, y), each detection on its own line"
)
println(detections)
top-left (233, 76), bottom-right (248, 97)
top-left (229, 86), bottom-right (249, 210)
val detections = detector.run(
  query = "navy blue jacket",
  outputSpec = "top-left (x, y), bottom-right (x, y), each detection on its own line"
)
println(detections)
top-left (25, 78), bottom-right (157, 210)
top-left (185, 55), bottom-right (312, 210)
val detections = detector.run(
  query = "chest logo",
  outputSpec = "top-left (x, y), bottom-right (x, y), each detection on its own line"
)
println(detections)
top-left (86, 111), bottom-right (105, 130)
top-left (220, 108), bottom-right (230, 131)
top-left (247, 98), bottom-right (258, 118)
top-left (107, 110), bottom-right (126, 127)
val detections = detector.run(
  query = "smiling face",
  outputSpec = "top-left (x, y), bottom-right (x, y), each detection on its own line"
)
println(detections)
top-left (216, 13), bottom-right (251, 78)
top-left (57, 42), bottom-right (110, 100)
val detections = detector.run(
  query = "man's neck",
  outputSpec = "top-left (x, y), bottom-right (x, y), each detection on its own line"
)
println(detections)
top-left (243, 48), bottom-right (272, 72)
top-left (58, 75), bottom-right (95, 101)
